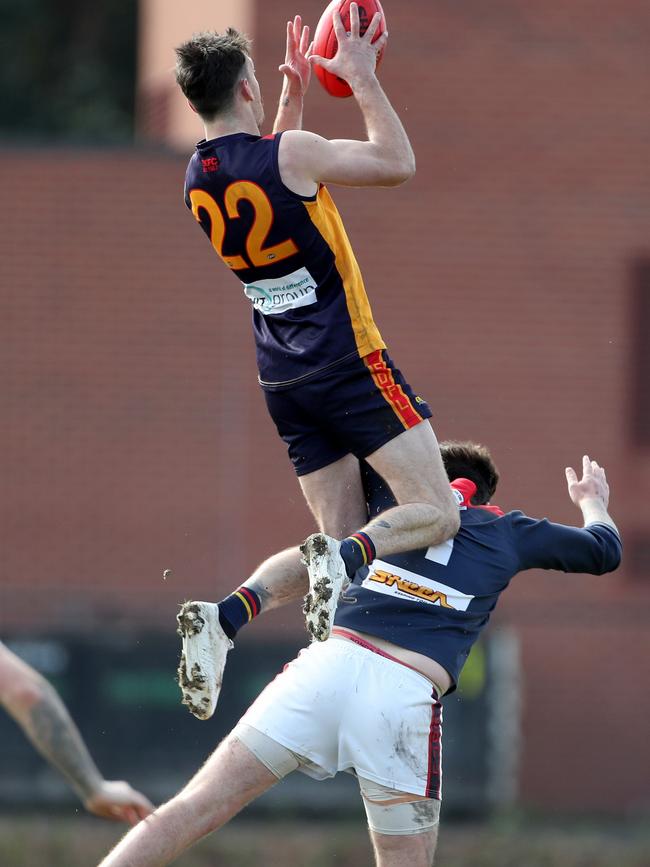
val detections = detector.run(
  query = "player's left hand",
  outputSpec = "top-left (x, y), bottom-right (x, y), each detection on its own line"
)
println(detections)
top-left (279, 15), bottom-right (314, 94)
top-left (308, 4), bottom-right (387, 90)
top-left (84, 779), bottom-right (154, 825)
top-left (565, 455), bottom-right (610, 509)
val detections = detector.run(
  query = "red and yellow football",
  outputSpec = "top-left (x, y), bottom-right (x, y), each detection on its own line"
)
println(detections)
top-left (312, 0), bottom-right (387, 98)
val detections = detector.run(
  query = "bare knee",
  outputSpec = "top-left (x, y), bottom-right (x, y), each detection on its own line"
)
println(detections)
top-left (422, 473), bottom-right (461, 538)
top-left (439, 505), bottom-right (460, 541)
top-left (416, 500), bottom-right (459, 548)
top-left (317, 504), bottom-right (363, 539)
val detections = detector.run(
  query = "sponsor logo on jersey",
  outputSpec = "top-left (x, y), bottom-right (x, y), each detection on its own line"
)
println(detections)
top-left (243, 266), bottom-right (318, 315)
top-left (361, 559), bottom-right (475, 611)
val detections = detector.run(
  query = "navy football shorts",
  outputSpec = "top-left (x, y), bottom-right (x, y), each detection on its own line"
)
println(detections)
top-left (261, 349), bottom-right (432, 476)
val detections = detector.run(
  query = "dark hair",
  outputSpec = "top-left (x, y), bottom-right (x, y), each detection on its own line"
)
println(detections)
top-left (439, 441), bottom-right (499, 505)
top-left (174, 29), bottom-right (252, 121)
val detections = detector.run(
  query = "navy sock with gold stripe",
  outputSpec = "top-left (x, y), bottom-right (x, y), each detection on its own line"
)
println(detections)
top-left (218, 586), bottom-right (261, 639)
top-left (339, 532), bottom-right (376, 579)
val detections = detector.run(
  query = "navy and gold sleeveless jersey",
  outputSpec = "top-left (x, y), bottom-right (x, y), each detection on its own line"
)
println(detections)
top-left (184, 132), bottom-right (385, 385)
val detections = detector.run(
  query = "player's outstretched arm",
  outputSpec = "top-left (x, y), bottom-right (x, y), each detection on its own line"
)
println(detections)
top-left (278, 3), bottom-right (414, 193)
top-left (273, 16), bottom-right (313, 133)
top-left (565, 454), bottom-right (619, 533)
top-left (0, 642), bottom-right (153, 823)
top-left (510, 455), bottom-right (621, 575)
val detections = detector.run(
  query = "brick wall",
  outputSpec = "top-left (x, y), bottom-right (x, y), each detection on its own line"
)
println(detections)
top-left (1, 0), bottom-right (648, 812)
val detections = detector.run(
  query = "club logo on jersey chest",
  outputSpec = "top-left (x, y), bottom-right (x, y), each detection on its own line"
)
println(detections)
top-left (201, 157), bottom-right (220, 173)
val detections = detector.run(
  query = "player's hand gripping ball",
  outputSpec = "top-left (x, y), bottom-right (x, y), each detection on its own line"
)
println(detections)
top-left (312, 0), bottom-right (387, 98)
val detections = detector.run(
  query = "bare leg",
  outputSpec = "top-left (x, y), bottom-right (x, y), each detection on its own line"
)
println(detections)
top-left (299, 423), bottom-right (458, 559)
top-left (242, 546), bottom-right (306, 611)
top-left (297, 432), bottom-right (456, 641)
top-left (233, 454), bottom-right (367, 610)
top-left (185, 425), bottom-right (457, 665)
top-left (231, 427), bottom-right (458, 617)
top-left (178, 457), bottom-right (367, 716)
top-left (177, 548), bottom-right (313, 719)
top-left (363, 422), bottom-right (459, 553)
top-left (298, 452), bottom-right (369, 538)
top-left (99, 734), bottom-right (278, 867)
top-left (369, 827), bottom-right (439, 867)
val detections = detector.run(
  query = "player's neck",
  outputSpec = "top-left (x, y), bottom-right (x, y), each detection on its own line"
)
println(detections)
top-left (204, 110), bottom-right (260, 141)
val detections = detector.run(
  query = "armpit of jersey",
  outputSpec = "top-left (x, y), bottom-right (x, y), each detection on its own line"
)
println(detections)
top-left (361, 559), bottom-right (475, 612)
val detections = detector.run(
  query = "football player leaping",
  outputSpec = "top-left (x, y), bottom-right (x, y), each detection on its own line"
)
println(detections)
top-left (174, 5), bottom-right (461, 721)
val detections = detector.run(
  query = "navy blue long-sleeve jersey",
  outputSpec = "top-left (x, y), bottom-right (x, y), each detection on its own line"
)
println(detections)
top-left (334, 467), bottom-right (622, 693)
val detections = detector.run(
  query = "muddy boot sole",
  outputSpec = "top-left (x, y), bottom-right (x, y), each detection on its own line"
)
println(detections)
top-left (176, 601), bottom-right (233, 720)
top-left (301, 534), bottom-right (348, 642)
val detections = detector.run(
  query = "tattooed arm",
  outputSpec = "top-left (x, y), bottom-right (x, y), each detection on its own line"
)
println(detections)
top-left (0, 642), bottom-right (153, 823)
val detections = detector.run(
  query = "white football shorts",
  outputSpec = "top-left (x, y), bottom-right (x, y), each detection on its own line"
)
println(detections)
top-left (238, 633), bottom-right (442, 799)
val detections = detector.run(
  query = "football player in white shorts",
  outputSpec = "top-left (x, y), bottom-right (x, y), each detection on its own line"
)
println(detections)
top-left (99, 444), bottom-right (620, 867)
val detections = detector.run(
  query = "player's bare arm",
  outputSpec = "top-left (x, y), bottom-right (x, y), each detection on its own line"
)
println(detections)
top-left (272, 15), bottom-right (313, 133)
top-left (565, 454), bottom-right (618, 533)
top-left (0, 643), bottom-right (153, 824)
top-left (278, 4), bottom-right (414, 193)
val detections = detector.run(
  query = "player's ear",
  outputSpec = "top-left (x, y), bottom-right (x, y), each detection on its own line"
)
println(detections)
top-left (187, 100), bottom-right (199, 115)
top-left (240, 78), bottom-right (254, 102)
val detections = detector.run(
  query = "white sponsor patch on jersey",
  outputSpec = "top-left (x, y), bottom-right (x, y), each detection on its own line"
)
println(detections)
top-left (243, 266), bottom-right (317, 315)
top-left (361, 559), bottom-right (474, 611)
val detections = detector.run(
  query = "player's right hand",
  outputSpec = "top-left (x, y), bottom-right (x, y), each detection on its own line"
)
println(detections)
top-left (279, 15), bottom-right (314, 95)
top-left (308, 3), bottom-right (388, 90)
top-left (84, 779), bottom-right (154, 825)
top-left (565, 455), bottom-right (610, 509)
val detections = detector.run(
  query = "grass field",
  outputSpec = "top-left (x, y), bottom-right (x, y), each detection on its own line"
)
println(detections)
top-left (1, 815), bottom-right (649, 866)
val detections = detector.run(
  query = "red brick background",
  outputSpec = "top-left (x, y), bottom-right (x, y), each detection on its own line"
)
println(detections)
top-left (1, 0), bottom-right (648, 812)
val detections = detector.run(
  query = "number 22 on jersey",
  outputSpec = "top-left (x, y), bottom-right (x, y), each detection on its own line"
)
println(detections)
top-left (189, 181), bottom-right (298, 271)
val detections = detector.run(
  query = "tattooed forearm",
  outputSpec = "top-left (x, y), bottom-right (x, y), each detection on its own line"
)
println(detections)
top-left (372, 520), bottom-right (392, 530)
top-left (23, 682), bottom-right (103, 800)
top-left (272, 83), bottom-right (304, 134)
